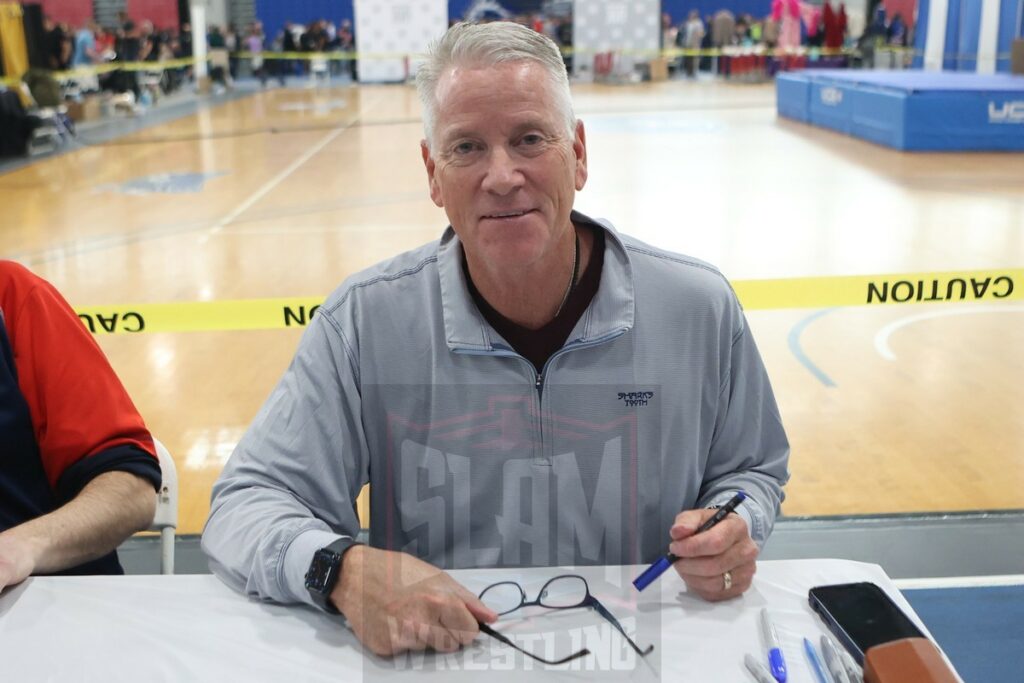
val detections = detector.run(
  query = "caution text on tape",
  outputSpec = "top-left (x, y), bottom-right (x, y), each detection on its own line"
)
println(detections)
top-left (75, 269), bottom-right (1020, 334)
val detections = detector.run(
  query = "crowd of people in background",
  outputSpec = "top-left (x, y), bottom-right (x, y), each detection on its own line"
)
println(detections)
top-left (36, 1), bottom-right (915, 99)
top-left (42, 12), bottom-right (194, 102)
top-left (44, 13), bottom-right (363, 95)
top-left (659, 1), bottom-right (913, 77)
top-left (268, 20), bottom-right (358, 82)
top-left (0, 3), bottom-right (920, 158)
top-left (46, 14), bottom-right (184, 72)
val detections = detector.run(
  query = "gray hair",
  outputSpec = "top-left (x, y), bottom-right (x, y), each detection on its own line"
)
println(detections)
top-left (416, 21), bottom-right (576, 150)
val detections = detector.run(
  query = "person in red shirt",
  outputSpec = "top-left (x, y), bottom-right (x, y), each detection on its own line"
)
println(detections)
top-left (0, 261), bottom-right (160, 589)
top-left (823, 1), bottom-right (848, 51)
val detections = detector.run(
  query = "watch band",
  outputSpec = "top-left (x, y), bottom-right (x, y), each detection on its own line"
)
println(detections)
top-left (304, 537), bottom-right (361, 614)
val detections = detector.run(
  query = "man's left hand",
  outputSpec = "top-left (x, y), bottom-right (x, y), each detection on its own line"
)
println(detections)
top-left (668, 508), bottom-right (758, 601)
top-left (0, 532), bottom-right (35, 592)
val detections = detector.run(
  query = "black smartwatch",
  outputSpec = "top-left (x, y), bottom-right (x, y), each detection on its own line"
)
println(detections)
top-left (304, 537), bottom-right (361, 614)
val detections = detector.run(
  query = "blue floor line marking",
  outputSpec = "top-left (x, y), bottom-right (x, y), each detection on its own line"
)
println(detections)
top-left (788, 308), bottom-right (837, 387)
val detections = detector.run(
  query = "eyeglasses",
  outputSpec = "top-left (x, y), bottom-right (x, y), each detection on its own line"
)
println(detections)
top-left (476, 574), bottom-right (654, 665)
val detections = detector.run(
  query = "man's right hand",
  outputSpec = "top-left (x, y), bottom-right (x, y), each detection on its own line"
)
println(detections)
top-left (330, 545), bottom-right (498, 657)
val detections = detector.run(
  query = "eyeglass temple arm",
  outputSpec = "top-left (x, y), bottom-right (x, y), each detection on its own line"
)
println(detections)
top-left (477, 622), bottom-right (591, 665)
top-left (589, 600), bottom-right (655, 656)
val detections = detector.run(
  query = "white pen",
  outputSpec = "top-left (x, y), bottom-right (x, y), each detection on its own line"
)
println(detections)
top-left (820, 635), bottom-right (850, 683)
top-left (745, 653), bottom-right (779, 683)
top-left (760, 608), bottom-right (788, 682)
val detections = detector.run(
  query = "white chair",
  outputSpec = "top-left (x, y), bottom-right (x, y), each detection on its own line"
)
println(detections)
top-left (17, 82), bottom-right (73, 155)
top-left (151, 439), bottom-right (178, 574)
top-left (309, 54), bottom-right (330, 87)
top-left (137, 69), bottom-right (163, 105)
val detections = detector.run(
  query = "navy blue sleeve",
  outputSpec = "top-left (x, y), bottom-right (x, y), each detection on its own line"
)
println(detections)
top-left (55, 444), bottom-right (162, 504)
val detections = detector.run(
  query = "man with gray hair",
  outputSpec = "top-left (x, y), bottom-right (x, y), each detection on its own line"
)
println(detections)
top-left (203, 21), bottom-right (789, 658)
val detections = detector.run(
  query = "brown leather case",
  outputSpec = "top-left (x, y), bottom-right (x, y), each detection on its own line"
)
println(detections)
top-left (864, 638), bottom-right (959, 683)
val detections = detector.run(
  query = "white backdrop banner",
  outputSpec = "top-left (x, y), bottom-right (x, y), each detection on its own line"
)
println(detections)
top-left (354, 0), bottom-right (448, 83)
top-left (572, 0), bottom-right (661, 77)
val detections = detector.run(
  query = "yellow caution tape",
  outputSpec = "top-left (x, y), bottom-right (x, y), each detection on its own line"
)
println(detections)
top-left (4, 45), bottom-right (943, 87)
top-left (238, 50), bottom-right (361, 61)
top-left (31, 44), bottom-right (882, 85)
top-left (733, 268), bottom-right (1020, 310)
top-left (10, 43), bottom-right (932, 88)
top-left (239, 46), bottom-right (866, 60)
top-left (76, 297), bottom-right (324, 334)
top-left (117, 57), bottom-right (197, 72)
top-left (52, 63), bottom-right (122, 79)
top-left (74, 269), bottom-right (1020, 335)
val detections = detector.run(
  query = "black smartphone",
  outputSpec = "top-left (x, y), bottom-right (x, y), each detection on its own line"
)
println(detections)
top-left (808, 582), bottom-right (926, 665)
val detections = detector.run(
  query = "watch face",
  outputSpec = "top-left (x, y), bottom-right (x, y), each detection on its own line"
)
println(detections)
top-left (306, 550), bottom-right (339, 593)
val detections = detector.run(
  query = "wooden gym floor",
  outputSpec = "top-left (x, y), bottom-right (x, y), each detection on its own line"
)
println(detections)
top-left (1, 80), bottom-right (1021, 535)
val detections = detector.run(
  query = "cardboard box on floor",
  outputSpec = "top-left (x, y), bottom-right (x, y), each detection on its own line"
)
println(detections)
top-left (649, 57), bottom-right (669, 82)
top-left (65, 95), bottom-right (102, 122)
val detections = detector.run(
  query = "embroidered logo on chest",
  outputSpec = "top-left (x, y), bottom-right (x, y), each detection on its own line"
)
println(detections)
top-left (617, 391), bottom-right (654, 407)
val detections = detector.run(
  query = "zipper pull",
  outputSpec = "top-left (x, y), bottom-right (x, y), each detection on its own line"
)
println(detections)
top-left (535, 373), bottom-right (543, 390)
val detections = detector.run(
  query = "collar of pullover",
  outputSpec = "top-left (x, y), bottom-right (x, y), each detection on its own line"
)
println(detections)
top-left (437, 210), bottom-right (635, 352)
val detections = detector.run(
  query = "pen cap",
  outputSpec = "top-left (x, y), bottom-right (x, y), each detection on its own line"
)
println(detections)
top-left (632, 556), bottom-right (672, 592)
top-left (719, 490), bottom-right (747, 512)
top-left (760, 608), bottom-right (780, 645)
top-left (744, 654), bottom-right (779, 683)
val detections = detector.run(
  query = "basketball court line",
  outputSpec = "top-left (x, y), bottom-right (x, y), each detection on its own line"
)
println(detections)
top-left (788, 308), bottom-right (839, 387)
top-left (875, 304), bottom-right (1024, 360)
top-left (199, 89), bottom-right (394, 240)
top-left (203, 124), bottom-right (353, 240)
top-left (6, 189), bottom-right (426, 268)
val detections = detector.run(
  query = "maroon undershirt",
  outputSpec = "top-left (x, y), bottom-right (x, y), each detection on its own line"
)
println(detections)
top-left (465, 227), bottom-right (606, 373)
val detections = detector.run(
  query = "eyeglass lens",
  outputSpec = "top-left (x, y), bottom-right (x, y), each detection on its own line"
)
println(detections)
top-left (539, 575), bottom-right (589, 609)
top-left (479, 582), bottom-right (526, 615)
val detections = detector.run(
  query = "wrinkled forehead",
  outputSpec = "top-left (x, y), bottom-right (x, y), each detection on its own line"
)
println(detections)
top-left (435, 60), bottom-right (552, 103)
top-left (433, 61), bottom-right (560, 134)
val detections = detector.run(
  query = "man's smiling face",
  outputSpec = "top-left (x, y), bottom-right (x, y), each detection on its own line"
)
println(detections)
top-left (422, 60), bottom-right (587, 273)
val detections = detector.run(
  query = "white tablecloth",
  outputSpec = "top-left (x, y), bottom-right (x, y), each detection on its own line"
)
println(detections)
top-left (0, 559), bottom-right (954, 682)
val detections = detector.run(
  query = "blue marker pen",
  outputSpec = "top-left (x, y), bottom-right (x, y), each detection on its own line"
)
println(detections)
top-left (803, 637), bottom-right (833, 683)
top-left (632, 491), bottom-right (747, 591)
top-left (760, 608), bottom-right (788, 683)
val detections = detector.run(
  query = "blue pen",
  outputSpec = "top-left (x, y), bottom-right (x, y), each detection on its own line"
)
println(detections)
top-left (803, 637), bottom-right (834, 683)
top-left (632, 491), bottom-right (747, 591)
top-left (760, 608), bottom-right (788, 683)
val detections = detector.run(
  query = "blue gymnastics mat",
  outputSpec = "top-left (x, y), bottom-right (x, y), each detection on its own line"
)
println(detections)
top-left (904, 584), bottom-right (1024, 683)
top-left (776, 70), bottom-right (1024, 151)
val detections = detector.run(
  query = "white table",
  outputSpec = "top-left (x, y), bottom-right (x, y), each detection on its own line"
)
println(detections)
top-left (0, 559), bottom-right (955, 682)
